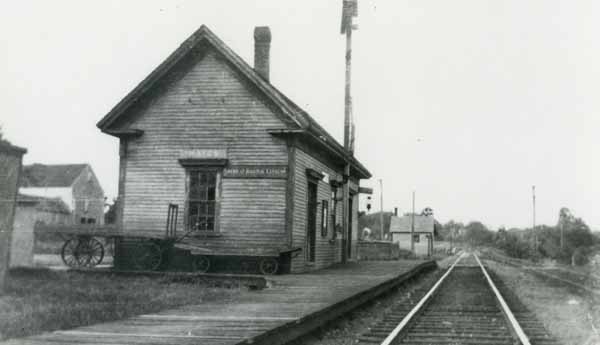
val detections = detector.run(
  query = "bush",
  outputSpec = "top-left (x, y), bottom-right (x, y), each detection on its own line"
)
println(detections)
top-left (571, 247), bottom-right (590, 266)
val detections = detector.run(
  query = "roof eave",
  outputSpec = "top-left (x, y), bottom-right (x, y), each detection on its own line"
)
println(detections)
top-left (267, 129), bottom-right (371, 179)
top-left (102, 129), bottom-right (145, 138)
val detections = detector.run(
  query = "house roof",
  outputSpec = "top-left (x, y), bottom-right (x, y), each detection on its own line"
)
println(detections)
top-left (96, 25), bottom-right (371, 179)
top-left (17, 193), bottom-right (71, 214)
top-left (20, 164), bottom-right (87, 188)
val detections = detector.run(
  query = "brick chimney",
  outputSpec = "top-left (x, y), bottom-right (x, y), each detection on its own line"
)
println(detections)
top-left (254, 26), bottom-right (271, 81)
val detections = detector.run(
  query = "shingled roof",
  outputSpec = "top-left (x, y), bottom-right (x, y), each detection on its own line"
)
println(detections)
top-left (96, 25), bottom-right (371, 179)
top-left (21, 164), bottom-right (87, 188)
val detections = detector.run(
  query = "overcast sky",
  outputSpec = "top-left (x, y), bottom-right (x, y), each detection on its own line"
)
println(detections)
top-left (1, 0), bottom-right (598, 230)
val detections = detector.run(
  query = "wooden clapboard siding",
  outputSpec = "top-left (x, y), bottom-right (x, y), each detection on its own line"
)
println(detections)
top-left (291, 148), bottom-right (345, 272)
top-left (118, 50), bottom-right (288, 253)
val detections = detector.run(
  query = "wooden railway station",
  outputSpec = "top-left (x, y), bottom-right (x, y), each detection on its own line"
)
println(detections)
top-left (95, 25), bottom-right (371, 274)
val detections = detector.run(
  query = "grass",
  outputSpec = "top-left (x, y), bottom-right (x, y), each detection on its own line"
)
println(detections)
top-left (485, 260), bottom-right (600, 345)
top-left (0, 268), bottom-right (238, 341)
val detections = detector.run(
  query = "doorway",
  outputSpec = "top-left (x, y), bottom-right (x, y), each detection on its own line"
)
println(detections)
top-left (306, 181), bottom-right (318, 263)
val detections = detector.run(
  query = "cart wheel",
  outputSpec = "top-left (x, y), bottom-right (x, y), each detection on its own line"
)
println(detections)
top-left (61, 238), bottom-right (85, 268)
top-left (78, 237), bottom-right (104, 267)
top-left (259, 258), bottom-right (279, 275)
top-left (192, 255), bottom-right (210, 273)
top-left (133, 243), bottom-right (162, 271)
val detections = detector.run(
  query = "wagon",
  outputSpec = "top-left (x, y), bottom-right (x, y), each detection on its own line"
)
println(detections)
top-left (35, 204), bottom-right (301, 275)
top-left (172, 243), bottom-right (302, 275)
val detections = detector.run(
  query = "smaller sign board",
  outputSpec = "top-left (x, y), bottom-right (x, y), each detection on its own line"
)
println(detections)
top-left (179, 149), bottom-right (228, 160)
top-left (224, 165), bottom-right (288, 179)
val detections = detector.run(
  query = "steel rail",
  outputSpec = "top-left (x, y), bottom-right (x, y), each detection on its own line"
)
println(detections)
top-left (474, 254), bottom-right (532, 345)
top-left (379, 252), bottom-right (466, 345)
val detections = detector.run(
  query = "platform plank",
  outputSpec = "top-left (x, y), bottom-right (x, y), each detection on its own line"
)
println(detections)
top-left (2, 260), bottom-right (436, 345)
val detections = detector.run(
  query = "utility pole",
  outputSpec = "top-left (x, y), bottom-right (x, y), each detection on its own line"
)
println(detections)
top-left (340, 0), bottom-right (357, 263)
top-left (379, 179), bottom-right (384, 240)
top-left (532, 185), bottom-right (537, 253)
top-left (560, 221), bottom-right (564, 251)
top-left (411, 190), bottom-right (415, 253)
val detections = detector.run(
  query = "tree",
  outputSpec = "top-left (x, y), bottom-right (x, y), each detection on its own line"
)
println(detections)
top-left (104, 198), bottom-right (119, 224)
top-left (463, 221), bottom-right (493, 246)
top-left (437, 220), bottom-right (465, 242)
top-left (358, 211), bottom-right (393, 240)
top-left (556, 208), bottom-right (594, 265)
top-left (0, 125), bottom-right (10, 145)
top-left (421, 207), bottom-right (433, 217)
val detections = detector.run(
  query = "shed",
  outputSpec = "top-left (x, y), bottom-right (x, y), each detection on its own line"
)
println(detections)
top-left (390, 214), bottom-right (436, 256)
top-left (11, 194), bottom-right (71, 267)
top-left (97, 25), bottom-right (371, 273)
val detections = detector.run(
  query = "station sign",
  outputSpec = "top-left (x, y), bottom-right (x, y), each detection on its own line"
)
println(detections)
top-left (179, 149), bottom-right (228, 160)
top-left (224, 165), bottom-right (288, 179)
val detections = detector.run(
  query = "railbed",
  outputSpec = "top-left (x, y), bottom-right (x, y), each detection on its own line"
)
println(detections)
top-left (359, 253), bottom-right (560, 345)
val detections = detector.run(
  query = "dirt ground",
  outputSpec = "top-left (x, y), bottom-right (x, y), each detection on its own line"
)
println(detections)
top-left (485, 260), bottom-right (600, 345)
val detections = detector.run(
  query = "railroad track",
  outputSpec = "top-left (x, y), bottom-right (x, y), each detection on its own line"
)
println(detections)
top-left (358, 253), bottom-right (560, 345)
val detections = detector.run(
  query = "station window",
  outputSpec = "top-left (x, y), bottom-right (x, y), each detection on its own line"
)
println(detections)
top-left (413, 234), bottom-right (420, 243)
top-left (187, 169), bottom-right (220, 232)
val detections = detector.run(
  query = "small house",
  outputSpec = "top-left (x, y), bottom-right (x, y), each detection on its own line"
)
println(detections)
top-left (96, 25), bottom-right (371, 273)
top-left (390, 214), bottom-right (436, 256)
top-left (20, 163), bottom-right (105, 225)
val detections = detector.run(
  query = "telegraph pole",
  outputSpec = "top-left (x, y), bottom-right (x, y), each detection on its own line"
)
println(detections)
top-left (560, 221), bottom-right (564, 251)
top-left (379, 179), bottom-right (384, 240)
top-left (340, 0), bottom-right (357, 263)
top-left (532, 185), bottom-right (537, 253)
top-left (411, 190), bottom-right (415, 253)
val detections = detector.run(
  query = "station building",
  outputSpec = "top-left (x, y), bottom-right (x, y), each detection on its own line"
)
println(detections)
top-left (97, 25), bottom-right (371, 272)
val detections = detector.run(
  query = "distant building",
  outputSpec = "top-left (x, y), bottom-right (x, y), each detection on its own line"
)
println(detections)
top-left (15, 193), bottom-right (71, 225)
top-left (390, 214), bottom-right (436, 256)
top-left (19, 163), bottom-right (105, 224)
top-left (11, 194), bottom-right (71, 267)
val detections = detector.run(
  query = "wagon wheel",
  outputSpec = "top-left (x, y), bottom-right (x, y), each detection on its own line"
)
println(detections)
top-left (61, 238), bottom-right (85, 268)
top-left (77, 237), bottom-right (105, 267)
top-left (133, 243), bottom-right (162, 271)
top-left (191, 255), bottom-right (210, 273)
top-left (259, 258), bottom-right (279, 275)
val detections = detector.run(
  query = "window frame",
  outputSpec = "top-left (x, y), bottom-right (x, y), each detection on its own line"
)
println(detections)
top-left (184, 167), bottom-right (223, 234)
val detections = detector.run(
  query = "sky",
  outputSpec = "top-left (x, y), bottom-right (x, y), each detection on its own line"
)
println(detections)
top-left (1, 0), bottom-right (598, 230)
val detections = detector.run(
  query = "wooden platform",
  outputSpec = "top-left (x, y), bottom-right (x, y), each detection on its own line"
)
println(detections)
top-left (2, 260), bottom-right (436, 345)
